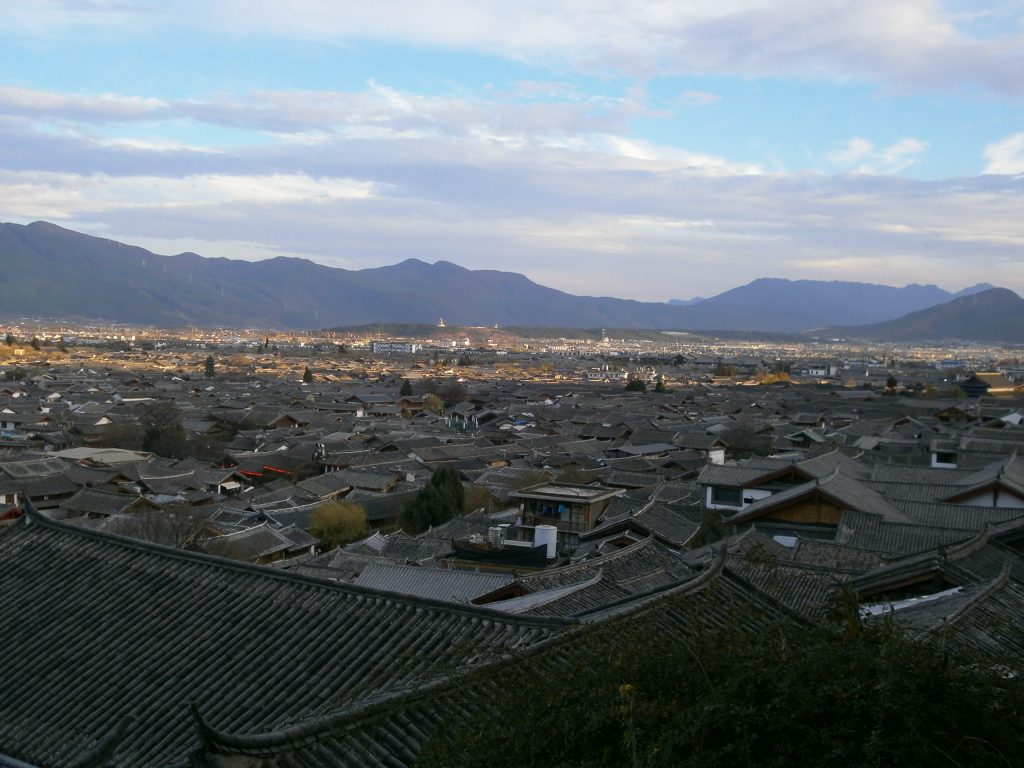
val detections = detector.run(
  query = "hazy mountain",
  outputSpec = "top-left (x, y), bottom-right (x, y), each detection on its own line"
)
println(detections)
top-left (0, 221), bottom-right (1007, 332)
top-left (952, 282), bottom-right (996, 298)
top-left (681, 278), bottom-right (972, 332)
top-left (0, 221), bottom-right (698, 329)
top-left (667, 297), bottom-right (705, 306)
top-left (827, 288), bottom-right (1024, 343)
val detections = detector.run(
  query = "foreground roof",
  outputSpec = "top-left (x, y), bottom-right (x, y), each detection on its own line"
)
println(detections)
top-left (0, 511), bottom-right (570, 767)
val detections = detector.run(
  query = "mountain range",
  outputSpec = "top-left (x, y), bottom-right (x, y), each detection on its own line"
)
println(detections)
top-left (824, 288), bottom-right (1024, 344)
top-left (0, 220), bottom-right (1017, 340)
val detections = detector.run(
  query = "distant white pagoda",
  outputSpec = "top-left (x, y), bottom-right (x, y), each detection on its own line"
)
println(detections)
top-left (437, 316), bottom-right (446, 328)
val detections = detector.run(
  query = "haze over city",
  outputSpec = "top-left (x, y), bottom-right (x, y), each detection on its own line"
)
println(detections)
top-left (2, 1), bottom-right (1024, 301)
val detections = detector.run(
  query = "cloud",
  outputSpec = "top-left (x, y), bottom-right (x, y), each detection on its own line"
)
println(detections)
top-left (0, 83), bottom-right (744, 179)
top-left (676, 90), bottom-right (721, 107)
top-left (828, 137), bottom-right (874, 167)
top-left (6, 2), bottom-right (1024, 96)
top-left (875, 138), bottom-right (929, 173)
top-left (0, 170), bottom-right (373, 221)
top-left (0, 84), bottom-right (1021, 300)
top-left (5, 0), bottom-right (162, 36)
top-left (828, 136), bottom-right (928, 174)
top-left (983, 132), bottom-right (1024, 174)
top-left (3, 144), bottom-right (1021, 301)
top-left (0, 86), bottom-right (167, 121)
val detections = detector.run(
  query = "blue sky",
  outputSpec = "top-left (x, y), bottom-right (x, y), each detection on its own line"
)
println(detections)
top-left (2, 1), bottom-right (1023, 302)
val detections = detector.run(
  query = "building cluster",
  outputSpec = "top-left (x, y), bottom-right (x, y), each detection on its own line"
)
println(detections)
top-left (0, 344), bottom-right (1023, 765)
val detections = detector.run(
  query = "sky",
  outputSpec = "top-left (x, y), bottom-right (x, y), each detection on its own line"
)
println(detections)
top-left (1, 1), bottom-right (1023, 302)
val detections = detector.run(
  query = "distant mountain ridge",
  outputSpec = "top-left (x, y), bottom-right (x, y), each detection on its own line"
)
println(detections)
top-left (683, 278), bottom-right (991, 332)
top-left (0, 220), bottom-right (1010, 334)
top-left (825, 288), bottom-right (1024, 343)
top-left (667, 297), bottom-right (705, 306)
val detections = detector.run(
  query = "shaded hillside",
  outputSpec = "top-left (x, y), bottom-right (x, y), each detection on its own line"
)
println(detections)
top-left (687, 278), bottom-right (983, 332)
top-left (0, 221), bottom-right (1002, 331)
top-left (828, 288), bottom-right (1024, 343)
top-left (0, 221), bottom-right (695, 329)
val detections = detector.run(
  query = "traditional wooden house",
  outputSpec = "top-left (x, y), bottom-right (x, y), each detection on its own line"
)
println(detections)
top-left (509, 482), bottom-right (622, 548)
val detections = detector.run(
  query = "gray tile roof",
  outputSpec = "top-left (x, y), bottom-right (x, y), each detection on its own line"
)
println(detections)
top-left (0, 512), bottom-right (570, 767)
top-left (725, 556), bottom-right (847, 618)
top-left (200, 522), bottom-right (303, 561)
top-left (835, 510), bottom-right (977, 556)
top-left (487, 537), bottom-right (695, 618)
top-left (192, 552), bottom-right (796, 766)
top-left (355, 563), bottom-right (514, 603)
top-left (726, 471), bottom-right (909, 526)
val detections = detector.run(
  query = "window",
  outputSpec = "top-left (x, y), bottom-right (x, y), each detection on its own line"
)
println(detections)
top-left (711, 486), bottom-right (743, 507)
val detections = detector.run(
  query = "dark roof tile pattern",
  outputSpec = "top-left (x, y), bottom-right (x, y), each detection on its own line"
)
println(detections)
top-left (194, 562), bottom-right (799, 767)
top-left (0, 513), bottom-right (569, 768)
top-left (355, 563), bottom-right (514, 603)
top-left (835, 510), bottom-right (976, 556)
top-left (492, 537), bottom-right (696, 617)
top-left (725, 557), bottom-right (846, 617)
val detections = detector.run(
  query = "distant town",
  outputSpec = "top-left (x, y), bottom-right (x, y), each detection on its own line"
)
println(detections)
top-left (1, 319), bottom-right (1023, 765)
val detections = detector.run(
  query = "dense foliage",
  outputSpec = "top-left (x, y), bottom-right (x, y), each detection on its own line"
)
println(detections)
top-left (403, 467), bottom-right (465, 532)
top-left (308, 500), bottom-right (367, 549)
top-left (419, 611), bottom-right (1024, 768)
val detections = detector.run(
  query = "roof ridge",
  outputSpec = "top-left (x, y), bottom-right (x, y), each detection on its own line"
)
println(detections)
top-left (189, 615), bottom-right (583, 753)
top-left (19, 503), bottom-right (576, 629)
top-left (579, 543), bottom-right (726, 622)
top-left (933, 556), bottom-right (1014, 632)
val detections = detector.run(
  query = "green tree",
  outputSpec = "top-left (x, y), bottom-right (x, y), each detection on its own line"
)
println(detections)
top-left (400, 379), bottom-right (414, 397)
top-left (625, 378), bottom-right (647, 392)
top-left (309, 500), bottom-right (367, 549)
top-left (4, 333), bottom-right (13, 346)
top-left (422, 393), bottom-right (444, 414)
top-left (653, 376), bottom-right (667, 393)
top-left (204, 355), bottom-right (215, 379)
top-left (30, 337), bottom-right (40, 351)
top-left (302, 366), bottom-right (314, 383)
top-left (404, 467), bottom-right (465, 532)
top-left (421, 608), bottom-right (1024, 768)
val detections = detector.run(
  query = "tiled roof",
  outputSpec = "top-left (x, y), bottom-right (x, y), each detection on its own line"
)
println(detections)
top-left (0, 456), bottom-right (67, 478)
top-left (725, 471), bottom-right (909, 526)
top-left (725, 556), bottom-right (846, 618)
top-left (355, 563), bottom-right (514, 603)
top-left (835, 510), bottom-right (976, 556)
top-left (0, 511), bottom-right (570, 767)
top-left (585, 501), bottom-right (700, 548)
top-left (61, 487), bottom-right (152, 517)
top-left (491, 537), bottom-right (695, 617)
top-left (193, 553), bottom-right (796, 766)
